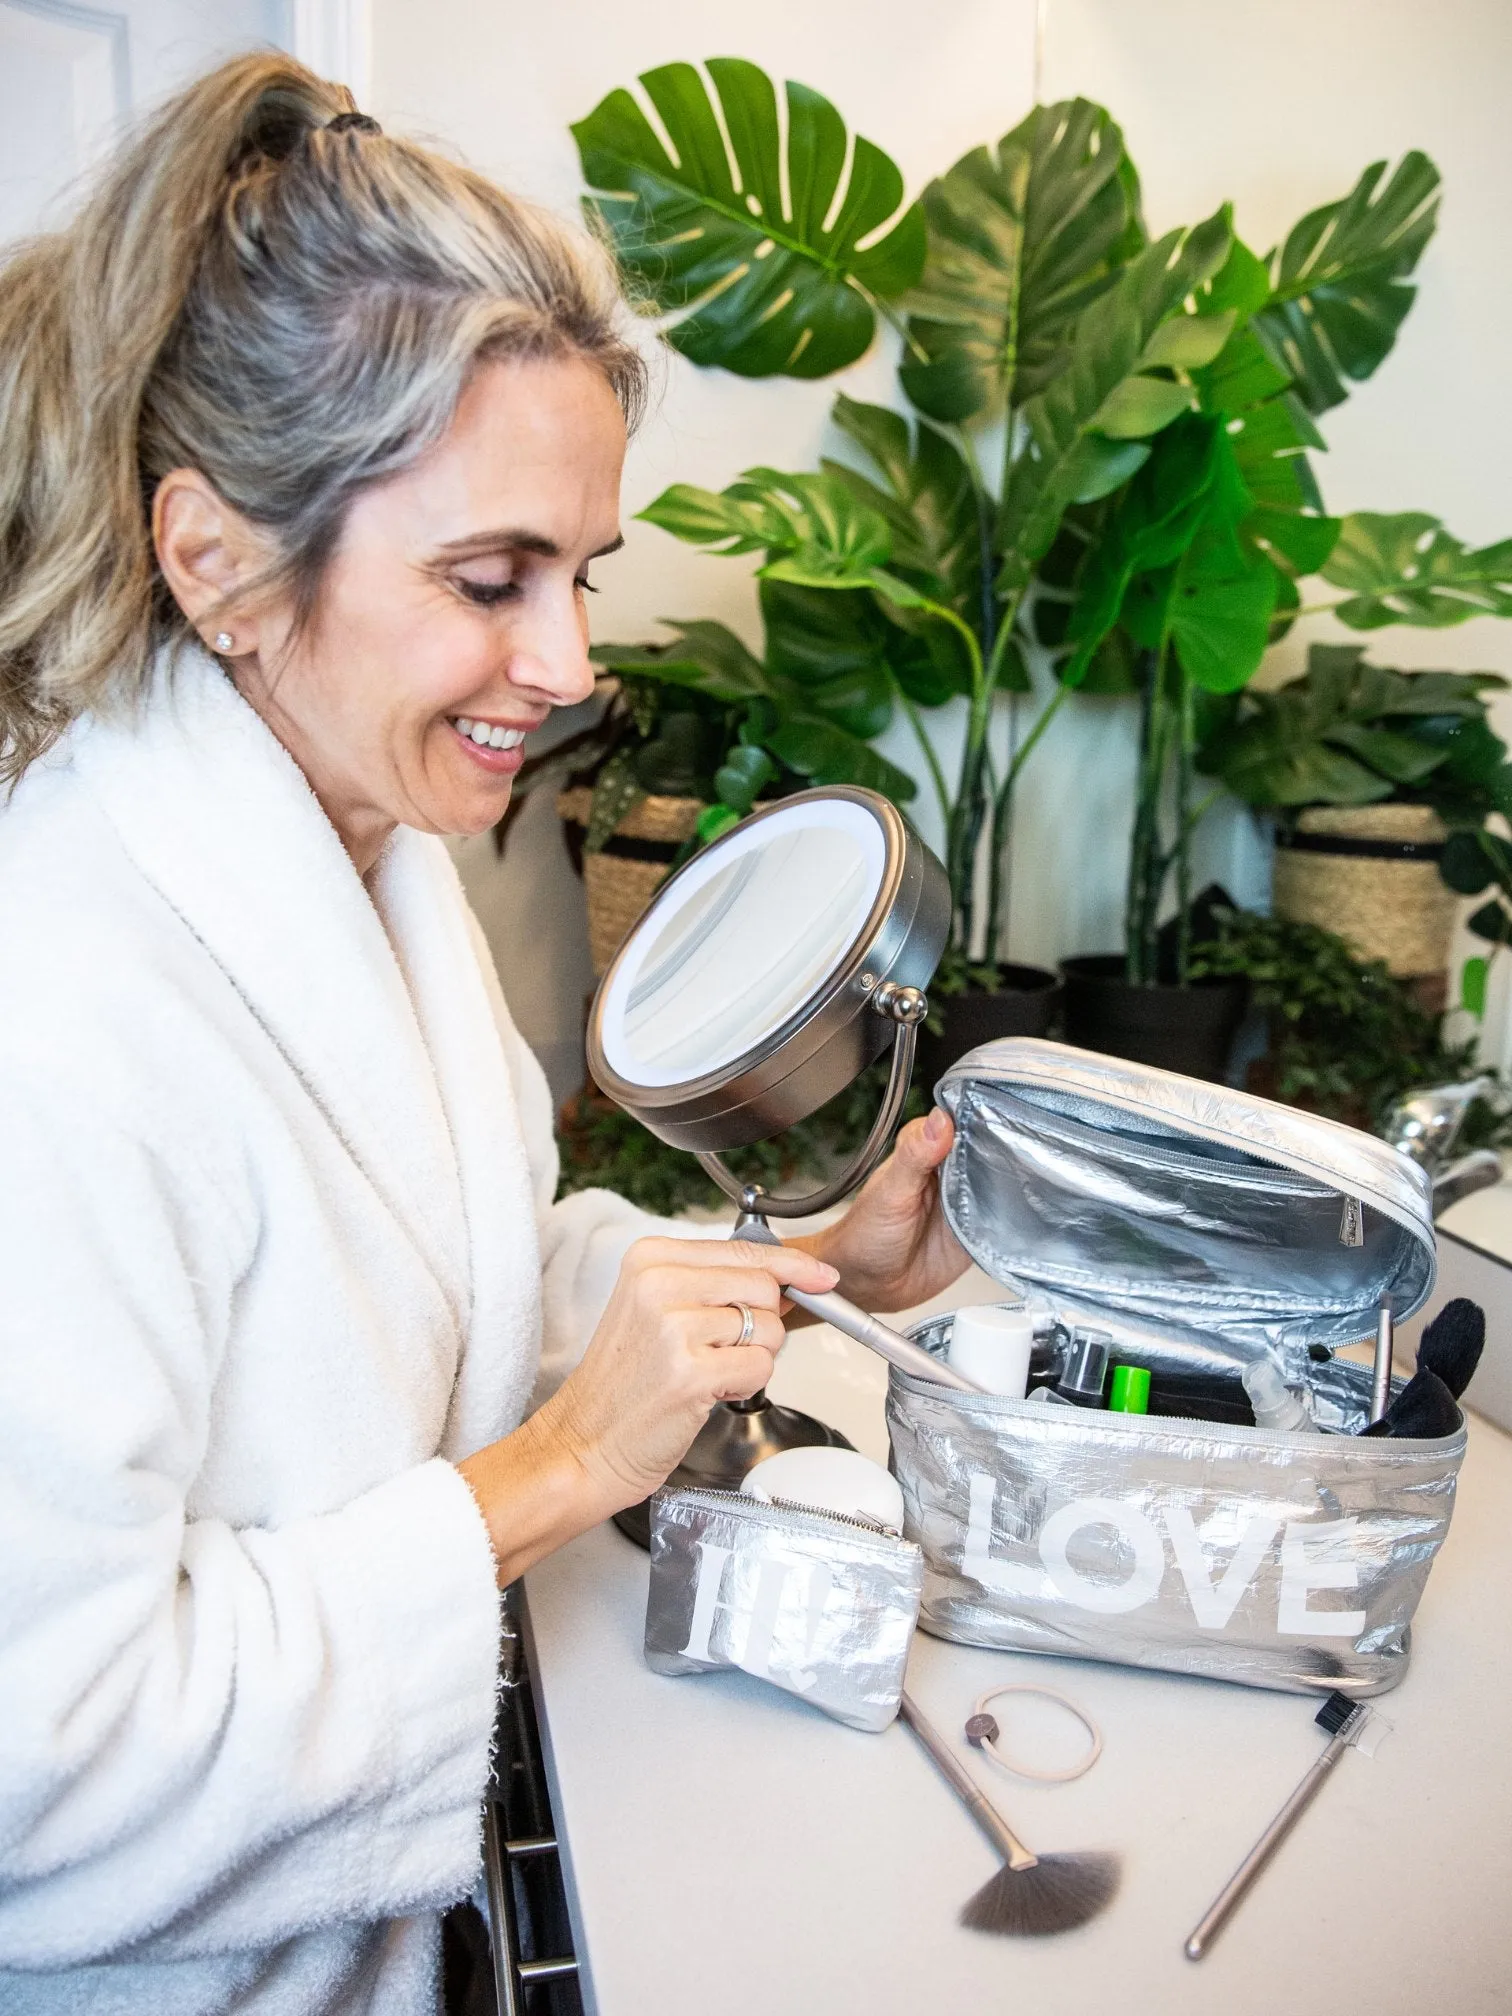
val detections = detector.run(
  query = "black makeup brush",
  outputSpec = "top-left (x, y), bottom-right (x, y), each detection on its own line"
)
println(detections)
top-left (1417, 1298), bottom-right (1485, 1399)
top-left (898, 1692), bottom-right (1119, 1936)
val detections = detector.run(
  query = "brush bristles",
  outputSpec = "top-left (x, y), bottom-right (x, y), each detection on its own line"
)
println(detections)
top-left (961, 1851), bottom-right (1120, 1937)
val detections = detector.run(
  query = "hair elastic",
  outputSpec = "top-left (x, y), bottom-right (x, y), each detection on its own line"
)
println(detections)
top-left (327, 111), bottom-right (381, 135)
top-left (964, 1684), bottom-right (1103, 1784)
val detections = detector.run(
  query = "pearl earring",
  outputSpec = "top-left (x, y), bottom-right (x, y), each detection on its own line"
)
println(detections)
top-left (212, 631), bottom-right (234, 653)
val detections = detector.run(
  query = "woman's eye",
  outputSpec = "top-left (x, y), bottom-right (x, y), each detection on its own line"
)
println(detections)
top-left (455, 576), bottom-right (519, 608)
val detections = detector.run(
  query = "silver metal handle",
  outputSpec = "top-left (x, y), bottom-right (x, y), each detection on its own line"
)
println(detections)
top-left (1184, 1734), bottom-right (1350, 1960)
top-left (900, 1691), bottom-right (1036, 1871)
top-left (1370, 1299), bottom-right (1394, 1425)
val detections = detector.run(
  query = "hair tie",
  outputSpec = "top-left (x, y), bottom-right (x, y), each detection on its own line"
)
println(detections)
top-left (326, 111), bottom-right (381, 136)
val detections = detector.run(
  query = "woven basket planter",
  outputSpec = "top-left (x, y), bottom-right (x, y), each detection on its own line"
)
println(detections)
top-left (1272, 805), bottom-right (1456, 989)
top-left (557, 787), bottom-right (703, 976)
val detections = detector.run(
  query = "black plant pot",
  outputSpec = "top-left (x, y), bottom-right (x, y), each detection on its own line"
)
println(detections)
top-left (1060, 954), bottom-right (1247, 1083)
top-left (915, 964), bottom-right (1062, 1095)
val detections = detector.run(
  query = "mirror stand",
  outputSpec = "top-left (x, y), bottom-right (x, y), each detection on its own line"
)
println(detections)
top-left (611, 991), bottom-right (928, 1550)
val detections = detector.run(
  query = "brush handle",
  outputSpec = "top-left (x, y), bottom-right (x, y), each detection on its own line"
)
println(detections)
top-left (1370, 1301), bottom-right (1394, 1425)
top-left (784, 1289), bottom-right (983, 1393)
top-left (1184, 1733), bottom-right (1350, 1961)
top-left (899, 1691), bottom-right (1037, 1873)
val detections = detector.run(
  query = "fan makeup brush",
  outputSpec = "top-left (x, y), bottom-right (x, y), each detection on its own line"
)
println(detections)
top-left (898, 1692), bottom-right (1119, 1936)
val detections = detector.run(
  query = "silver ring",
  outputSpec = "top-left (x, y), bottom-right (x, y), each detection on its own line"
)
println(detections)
top-left (730, 1302), bottom-right (756, 1347)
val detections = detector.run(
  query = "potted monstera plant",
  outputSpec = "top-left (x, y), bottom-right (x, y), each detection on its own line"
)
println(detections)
top-left (1197, 642), bottom-right (1512, 1018)
top-left (571, 72), bottom-right (1237, 1070)
top-left (568, 61), bottom-right (1512, 1081)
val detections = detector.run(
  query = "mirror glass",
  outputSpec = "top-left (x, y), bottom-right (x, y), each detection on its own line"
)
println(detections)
top-left (597, 797), bottom-right (887, 1089)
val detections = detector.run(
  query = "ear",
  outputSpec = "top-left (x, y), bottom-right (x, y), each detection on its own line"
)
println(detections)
top-left (151, 469), bottom-right (270, 655)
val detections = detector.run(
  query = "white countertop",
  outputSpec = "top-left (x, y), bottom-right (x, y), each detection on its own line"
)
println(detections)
top-left (522, 1278), bottom-right (1512, 2016)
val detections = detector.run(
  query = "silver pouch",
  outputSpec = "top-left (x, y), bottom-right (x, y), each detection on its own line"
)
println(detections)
top-left (644, 1488), bottom-right (924, 1733)
top-left (887, 1038), bottom-right (1462, 1697)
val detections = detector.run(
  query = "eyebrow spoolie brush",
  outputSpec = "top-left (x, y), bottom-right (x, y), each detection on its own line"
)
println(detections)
top-left (1184, 1691), bottom-right (1367, 1961)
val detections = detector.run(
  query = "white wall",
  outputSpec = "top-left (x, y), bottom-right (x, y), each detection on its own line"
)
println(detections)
top-left (370, 0), bottom-right (1512, 1098)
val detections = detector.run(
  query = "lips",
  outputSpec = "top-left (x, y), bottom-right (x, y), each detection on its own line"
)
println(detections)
top-left (449, 715), bottom-right (529, 775)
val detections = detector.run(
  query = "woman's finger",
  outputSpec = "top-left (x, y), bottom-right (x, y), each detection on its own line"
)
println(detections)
top-left (626, 1236), bottom-right (838, 1297)
top-left (704, 1342), bottom-right (785, 1404)
top-left (696, 1303), bottom-right (786, 1354)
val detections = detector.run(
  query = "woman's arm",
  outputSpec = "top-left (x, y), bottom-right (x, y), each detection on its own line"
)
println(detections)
top-left (458, 1236), bottom-right (839, 1582)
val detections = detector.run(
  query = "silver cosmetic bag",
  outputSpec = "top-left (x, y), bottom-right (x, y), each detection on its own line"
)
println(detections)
top-left (644, 1488), bottom-right (924, 1733)
top-left (887, 1039), bottom-right (1463, 1697)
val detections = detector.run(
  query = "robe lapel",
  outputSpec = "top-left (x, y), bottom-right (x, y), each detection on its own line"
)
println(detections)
top-left (369, 834), bottom-right (544, 1449)
top-left (73, 648), bottom-right (470, 1332)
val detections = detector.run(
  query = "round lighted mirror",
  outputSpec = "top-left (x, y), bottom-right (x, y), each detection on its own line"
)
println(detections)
top-left (588, 787), bottom-right (949, 1153)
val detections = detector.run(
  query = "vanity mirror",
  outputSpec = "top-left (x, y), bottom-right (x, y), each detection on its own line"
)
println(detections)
top-left (587, 786), bottom-right (981, 1545)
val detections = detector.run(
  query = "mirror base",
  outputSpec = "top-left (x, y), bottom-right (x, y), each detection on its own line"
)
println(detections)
top-left (610, 1396), bottom-right (854, 1550)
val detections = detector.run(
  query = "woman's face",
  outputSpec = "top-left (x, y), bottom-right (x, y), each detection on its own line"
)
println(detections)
top-left (236, 353), bottom-right (626, 870)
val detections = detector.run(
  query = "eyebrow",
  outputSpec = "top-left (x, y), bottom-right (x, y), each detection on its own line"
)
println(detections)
top-left (432, 528), bottom-right (626, 563)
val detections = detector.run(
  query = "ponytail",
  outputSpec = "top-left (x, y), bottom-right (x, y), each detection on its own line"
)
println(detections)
top-left (0, 53), bottom-right (645, 783)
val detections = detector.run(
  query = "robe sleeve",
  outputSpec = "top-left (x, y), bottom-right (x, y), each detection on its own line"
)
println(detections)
top-left (0, 1077), bottom-right (502, 1966)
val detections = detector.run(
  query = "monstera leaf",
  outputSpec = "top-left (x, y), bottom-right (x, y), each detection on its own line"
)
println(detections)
top-left (573, 59), bottom-right (924, 378)
top-left (1196, 643), bottom-right (1508, 808)
top-left (898, 98), bottom-right (1143, 424)
top-left (1064, 414), bottom-right (1277, 694)
top-left (1192, 237), bottom-right (1339, 578)
top-left (640, 466), bottom-right (893, 586)
top-left (1322, 513), bottom-right (1512, 628)
top-left (1252, 152), bottom-right (1440, 416)
top-left (592, 617), bottom-right (916, 808)
top-left (996, 208), bottom-right (1233, 599)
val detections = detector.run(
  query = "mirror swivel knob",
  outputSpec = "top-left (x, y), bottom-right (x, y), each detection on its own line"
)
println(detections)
top-left (872, 982), bottom-right (928, 1026)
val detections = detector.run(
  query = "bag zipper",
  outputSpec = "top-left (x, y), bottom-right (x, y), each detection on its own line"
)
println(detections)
top-left (887, 1365), bottom-right (1464, 1456)
top-left (656, 1484), bottom-right (915, 1546)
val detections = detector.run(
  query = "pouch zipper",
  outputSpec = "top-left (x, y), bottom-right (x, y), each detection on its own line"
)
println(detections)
top-left (887, 1365), bottom-right (1463, 1456)
top-left (658, 1484), bottom-right (914, 1546)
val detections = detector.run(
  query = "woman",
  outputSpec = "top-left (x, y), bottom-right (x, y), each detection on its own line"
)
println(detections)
top-left (0, 54), bottom-right (966, 2016)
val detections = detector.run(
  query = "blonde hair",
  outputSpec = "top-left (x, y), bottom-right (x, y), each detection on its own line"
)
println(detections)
top-left (0, 52), bottom-right (646, 782)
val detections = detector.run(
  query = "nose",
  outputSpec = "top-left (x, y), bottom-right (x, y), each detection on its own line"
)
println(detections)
top-left (504, 588), bottom-right (596, 710)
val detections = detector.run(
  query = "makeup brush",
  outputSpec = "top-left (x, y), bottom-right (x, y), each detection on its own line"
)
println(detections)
top-left (1370, 1296), bottom-right (1394, 1425)
top-left (1184, 1690), bottom-right (1366, 1961)
top-left (1417, 1297), bottom-right (1485, 1399)
top-left (898, 1692), bottom-right (1119, 1936)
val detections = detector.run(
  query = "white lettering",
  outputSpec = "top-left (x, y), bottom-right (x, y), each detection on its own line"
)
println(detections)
top-left (1163, 1507), bottom-right (1281, 1631)
top-left (1039, 1497), bottom-right (1166, 1615)
top-left (962, 1472), bottom-right (1056, 1600)
top-left (680, 1540), bottom-right (736, 1663)
top-left (679, 1540), bottom-right (832, 1690)
top-left (1278, 1518), bottom-right (1367, 1638)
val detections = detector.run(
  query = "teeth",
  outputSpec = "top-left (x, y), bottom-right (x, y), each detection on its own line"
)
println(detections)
top-left (453, 717), bottom-right (525, 751)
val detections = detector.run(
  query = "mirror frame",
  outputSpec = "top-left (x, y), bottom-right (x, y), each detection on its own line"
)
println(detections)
top-left (586, 786), bottom-right (949, 1153)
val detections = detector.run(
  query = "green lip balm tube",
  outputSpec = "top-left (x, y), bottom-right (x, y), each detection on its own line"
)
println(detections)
top-left (1109, 1364), bottom-right (1151, 1415)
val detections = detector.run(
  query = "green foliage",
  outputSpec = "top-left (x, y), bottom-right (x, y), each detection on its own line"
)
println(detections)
top-left (1196, 643), bottom-right (1512, 812)
top-left (572, 59), bottom-right (924, 379)
top-left (996, 210), bottom-right (1233, 598)
top-left (569, 64), bottom-right (1504, 1022)
top-left (556, 1061), bottom-right (925, 1214)
top-left (1319, 513), bottom-right (1512, 629)
top-left (1252, 153), bottom-right (1440, 416)
top-left (1189, 908), bottom-right (1477, 1128)
top-left (899, 98), bottom-right (1143, 423)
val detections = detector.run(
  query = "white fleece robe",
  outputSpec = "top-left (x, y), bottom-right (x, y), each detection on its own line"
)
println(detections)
top-left (0, 648), bottom-right (667, 2015)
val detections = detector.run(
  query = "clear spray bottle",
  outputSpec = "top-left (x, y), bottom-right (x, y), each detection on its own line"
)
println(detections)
top-left (1242, 1357), bottom-right (1317, 1434)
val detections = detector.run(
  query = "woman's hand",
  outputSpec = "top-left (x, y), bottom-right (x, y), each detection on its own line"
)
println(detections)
top-left (458, 1237), bottom-right (838, 1582)
top-left (790, 1108), bottom-right (968, 1317)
